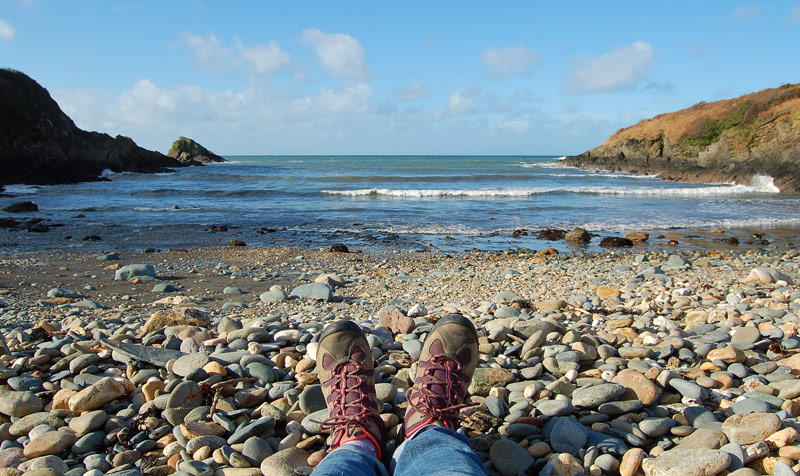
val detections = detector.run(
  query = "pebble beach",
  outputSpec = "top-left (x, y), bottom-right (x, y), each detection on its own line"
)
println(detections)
top-left (0, 242), bottom-right (799, 476)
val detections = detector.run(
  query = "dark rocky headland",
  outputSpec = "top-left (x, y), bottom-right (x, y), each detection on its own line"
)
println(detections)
top-left (566, 84), bottom-right (800, 193)
top-left (0, 69), bottom-right (184, 190)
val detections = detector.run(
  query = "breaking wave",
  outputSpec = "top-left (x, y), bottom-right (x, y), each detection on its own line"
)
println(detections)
top-left (321, 181), bottom-right (780, 198)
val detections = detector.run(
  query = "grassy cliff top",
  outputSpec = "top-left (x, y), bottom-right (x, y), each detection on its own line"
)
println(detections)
top-left (604, 83), bottom-right (800, 152)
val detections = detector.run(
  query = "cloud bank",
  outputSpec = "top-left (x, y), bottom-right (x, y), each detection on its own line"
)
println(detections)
top-left (564, 41), bottom-right (654, 94)
top-left (0, 19), bottom-right (14, 41)
top-left (480, 45), bottom-right (541, 80)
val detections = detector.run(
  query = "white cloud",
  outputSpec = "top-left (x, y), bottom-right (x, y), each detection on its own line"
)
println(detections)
top-left (0, 19), bottom-right (15, 41)
top-left (315, 82), bottom-right (372, 114)
top-left (480, 45), bottom-right (541, 80)
top-left (731, 4), bottom-right (762, 20)
top-left (564, 41), bottom-right (654, 94)
top-left (790, 5), bottom-right (800, 21)
top-left (448, 85), bottom-right (481, 116)
top-left (181, 33), bottom-right (290, 76)
top-left (234, 39), bottom-right (291, 75)
top-left (299, 28), bottom-right (370, 80)
top-left (394, 82), bottom-right (431, 101)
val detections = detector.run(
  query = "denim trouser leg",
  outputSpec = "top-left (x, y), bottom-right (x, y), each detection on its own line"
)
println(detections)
top-left (312, 444), bottom-right (388, 476)
top-left (393, 426), bottom-right (488, 476)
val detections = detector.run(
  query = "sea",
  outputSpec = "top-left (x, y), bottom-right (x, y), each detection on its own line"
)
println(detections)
top-left (2, 155), bottom-right (799, 254)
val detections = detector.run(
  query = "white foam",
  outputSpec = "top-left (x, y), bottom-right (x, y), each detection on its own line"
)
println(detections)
top-left (321, 182), bottom-right (780, 198)
top-left (748, 175), bottom-right (780, 193)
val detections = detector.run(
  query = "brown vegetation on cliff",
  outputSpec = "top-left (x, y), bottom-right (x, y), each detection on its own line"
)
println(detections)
top-left (566, 84), bottom-right (800, 193)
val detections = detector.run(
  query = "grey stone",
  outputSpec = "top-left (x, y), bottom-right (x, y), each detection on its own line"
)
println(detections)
top-left (259, 289), bottom-right (288, 303)
top-left (774, 461), bottom-right (798, 476)
top-left (227, 417), bottom-right (276, 445)
top-left (289, 283), bottom-right (333, 301)
top-left (0, 390), bottom-right (43, 417)
top-left (721, 412), bottom-right (781, 445)
top-left (490, 439), bottom-right (534, 476)
top-left (72, 431), bottom-right (105, 455)
top-left (719, 442), bottom-right (745, 471)
top-left (729, 398), bottom-right (771, 414)
top-left (638, 418), bottom-right (676, 438)
top-left (7, 375), bottom-right (43, 392)
top-left (485, 395), bottom-right (506, 418)
top-left (242, 436), bottom-right (273, 465)
top-left (586, 430), bottom-right (628, 456)
top-left (641, 448), bottom-right (730, 476)
top-left (298, 385), bottom-right (326, 415)
top-left (152, 283), bottom-right (179, 293)
top-left (260, 447), bottom-right (310, 476)
top-left (47, 288), bottom-right (80, 298)
top-left (571, 383), bottom-right (626, 408)
top-left (598, 400), bottom-right (643, 415)
top-left (669, 378), bottom-right (708, 401)
top-left (494, 306), bottom-right (520, 318)
top-left (246, 362), bottom-right (276, 384)
top-left (545, 416), bottom-right (588, 454)
top-left (115, 264), bottom-right (157, 281)
top-left (536, 399), bottom-right (574, 417)
top-left (172, 353), bottom-right (211, 377)
top-left (102, 339), bottom-right (186, 367)
top-left (179, 460), bottom-right (213, 476)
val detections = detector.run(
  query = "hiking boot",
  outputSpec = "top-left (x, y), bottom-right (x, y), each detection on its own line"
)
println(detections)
top-left (317, 320), bottom-right (385, 458)
top-left (404, 313), bottom-right (479, 438)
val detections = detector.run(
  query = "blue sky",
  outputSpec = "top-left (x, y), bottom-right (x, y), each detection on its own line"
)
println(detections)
top-left (1, 1), bottom-right (799, 155)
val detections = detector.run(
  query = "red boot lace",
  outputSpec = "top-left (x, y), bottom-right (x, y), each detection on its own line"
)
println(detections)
top-left (320, 361), bottom-right (382, 453)
top-left (407, 355), bottom-right (476, 429)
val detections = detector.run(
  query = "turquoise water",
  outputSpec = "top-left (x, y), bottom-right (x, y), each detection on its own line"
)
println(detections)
top-left (1, 155), bottom-right (798, 252)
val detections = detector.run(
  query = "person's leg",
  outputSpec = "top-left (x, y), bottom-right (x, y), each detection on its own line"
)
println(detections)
top-left (393, 425), bottom-right (487, 476)
top-left (312, 442), bottom-right (387, 476)
top-left (312, 321), bottom-right (387, 476)
top-left (394, 314), bottom-right (488, 476)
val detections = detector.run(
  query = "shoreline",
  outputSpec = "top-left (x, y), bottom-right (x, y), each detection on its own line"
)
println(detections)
top-left (1, 219), bottom-right (798, 256)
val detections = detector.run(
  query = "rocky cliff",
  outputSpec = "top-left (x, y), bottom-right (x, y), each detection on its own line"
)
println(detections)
top-left (0, 69), bottom-right (184, 188)
top-left (565, 84), bottom-right (800, 193)
top-left (167, 137), bottom-right (225, 164)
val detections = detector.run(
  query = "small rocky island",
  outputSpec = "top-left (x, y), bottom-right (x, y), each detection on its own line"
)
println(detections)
top-left (566, 84), bottom-right (800, 193)
top-left (0, 69), bottom-right (186, 189)
top-left (167, 137), bottom-right (225, 165)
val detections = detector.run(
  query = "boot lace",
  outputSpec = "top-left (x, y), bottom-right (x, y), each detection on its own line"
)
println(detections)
top-left (319, 361), bottom-right (380, 443)
top-left (407, 355), bottom-right (476, 428)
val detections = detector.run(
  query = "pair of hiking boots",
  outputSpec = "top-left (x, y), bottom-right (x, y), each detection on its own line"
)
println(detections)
top-left (316, 314), bottom-right (479, 459)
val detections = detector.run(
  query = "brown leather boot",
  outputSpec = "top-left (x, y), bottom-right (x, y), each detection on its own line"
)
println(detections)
top-left (317, 320), bottom-right (385, 458)
top-left (404, 314), bottom-right (479, 438)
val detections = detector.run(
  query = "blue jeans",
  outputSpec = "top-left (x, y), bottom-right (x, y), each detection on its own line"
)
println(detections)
top-left (312, 426), bottom-right (487, 476)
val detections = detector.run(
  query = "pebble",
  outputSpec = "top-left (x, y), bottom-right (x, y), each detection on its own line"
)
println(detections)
top-left (641, 448), bottom-right (731, 476)
top-left (0, 246), bottom-right (797, 476)
top-left (490, 439), bottom-right (534, 476)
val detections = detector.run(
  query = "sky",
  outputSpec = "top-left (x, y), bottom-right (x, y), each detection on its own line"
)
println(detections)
top-left (1, 1), bottom-right (799, 156)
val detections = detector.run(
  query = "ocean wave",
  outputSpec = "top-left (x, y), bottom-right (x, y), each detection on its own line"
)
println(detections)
top-left (321, 182), bottom-right (780, 198)
top-left (318, 174), bottom-right (534, 184)
top-left (574, 216), bottom-right (800, 233)
top-left (131, 189), bottom-right (276, 197)
top-left (1, 184), bottom-right (42, 194)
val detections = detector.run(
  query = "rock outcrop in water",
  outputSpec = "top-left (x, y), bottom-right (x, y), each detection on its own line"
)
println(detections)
top-left (0, 68), bottom-right (184, 188)
top-left (167, 136), bottom-right (225, 165)
top-left (565, 84), bottom-right (800, 193)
